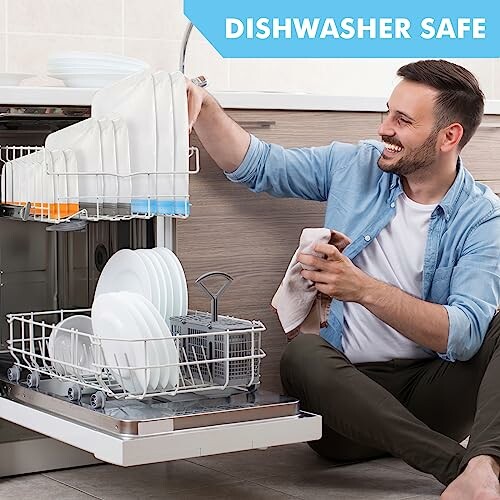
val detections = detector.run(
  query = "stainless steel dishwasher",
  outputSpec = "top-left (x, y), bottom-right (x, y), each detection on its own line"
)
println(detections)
top-left (0, 99), bottom-right (321, 477)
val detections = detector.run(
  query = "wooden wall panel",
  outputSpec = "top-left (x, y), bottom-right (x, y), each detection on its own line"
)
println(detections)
top-left (460, 115), bottom-right (500, 194)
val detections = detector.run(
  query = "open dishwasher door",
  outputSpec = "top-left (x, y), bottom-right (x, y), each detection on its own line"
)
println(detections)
top-left (0, 372), bottom-right (321, 467)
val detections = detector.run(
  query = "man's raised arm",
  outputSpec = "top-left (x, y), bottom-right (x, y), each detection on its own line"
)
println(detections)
top-left (187, 80), bottom-right (250, 173)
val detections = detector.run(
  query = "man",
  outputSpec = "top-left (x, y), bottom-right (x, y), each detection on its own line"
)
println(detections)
top-left (186, 59), bottom-right (500, 499)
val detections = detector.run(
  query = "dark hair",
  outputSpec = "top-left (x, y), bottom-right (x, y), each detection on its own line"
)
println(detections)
top-left (397, 60), bottom-right (484, 149)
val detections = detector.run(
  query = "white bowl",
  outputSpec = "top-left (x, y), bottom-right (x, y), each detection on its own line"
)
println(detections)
top-left (50, 73), bottom-right (129, 88)
top-left (48, 315), bottom-right (95, 376)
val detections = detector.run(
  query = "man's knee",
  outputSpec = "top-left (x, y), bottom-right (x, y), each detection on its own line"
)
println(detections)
top-left (280, 334), bottom-right (348, 393)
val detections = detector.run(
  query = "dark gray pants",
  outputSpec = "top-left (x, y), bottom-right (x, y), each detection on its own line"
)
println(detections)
top-left (280, 313), bottom-right (500, 486)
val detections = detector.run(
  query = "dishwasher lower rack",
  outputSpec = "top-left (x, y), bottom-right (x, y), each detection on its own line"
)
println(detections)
top-left (6, 308), bottom-right (266, 409)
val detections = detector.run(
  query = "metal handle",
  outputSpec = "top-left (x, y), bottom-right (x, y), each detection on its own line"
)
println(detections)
top-left (195, 271), bottom-right (234, 322)
top-left (191, 76), bottom-right (208, 88)
top-left (236, 121), bottom-right (276, 130)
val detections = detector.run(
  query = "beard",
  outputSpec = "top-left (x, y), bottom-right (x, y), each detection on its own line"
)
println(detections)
top-left (378, 129), bottom-right (439, 177)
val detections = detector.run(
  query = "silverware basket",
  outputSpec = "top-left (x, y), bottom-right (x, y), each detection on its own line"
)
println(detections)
top-left (170, 272), bottom-right (263, 388)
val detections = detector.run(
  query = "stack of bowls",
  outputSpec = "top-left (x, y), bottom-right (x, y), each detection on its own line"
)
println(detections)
top-left (47, 52), bottom-right (149, 88)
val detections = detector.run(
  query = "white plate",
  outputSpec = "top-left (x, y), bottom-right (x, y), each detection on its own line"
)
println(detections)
top-left (9, 152), bottom-right (34, 205)
top-left (92, 70), bottom-right (157, 214)
top-left (136, 250), bottom-right (162, 315)
top-left (98, 118), bottom-right (118, 215)
top-left (135, 292), bottom-right (179, 390)
top-left (46, 118), bottom-right (102, 214)
top-left (63, 149), bottom-right (80, 215)
top-left (94, 249), bottom-right (152, 303)
top-left (170, 71), bottom-right (190, 216)
top-left (130, 293), bottom-right (173, 390)
top-left (1, 161), bottom-right (7, 203)
top-left (48, 315), bottom-right (94, 376)
top-left (0, 73), bottom-right (35, 86)
top-left (144, 249), bottom-right (171, 321)
top-left (4, 161), bottom-right (12, 203)
top-left (91, 292), bottom-right (150, 395)
top-left (48, 150), bottom-right (70, 218)
top-left (10, 150), bottom-right (46, 212)
top-left (153, 71), bottom-right (175, 215)
top-left (111, 117), bottom-right (132, 213)
top-left (126, 296), bottom-right (161, 391)
top-left (153, 247), bottom-right (188, 317)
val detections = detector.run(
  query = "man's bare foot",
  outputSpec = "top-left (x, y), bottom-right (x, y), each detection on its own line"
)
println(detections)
top-left (441, 456), bottom-right (500, 500)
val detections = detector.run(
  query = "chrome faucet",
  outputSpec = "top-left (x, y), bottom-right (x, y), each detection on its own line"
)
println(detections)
top-left (179, 22), bottom-right (208, 88)
top-left (179, 22), bottom-right (194, 73)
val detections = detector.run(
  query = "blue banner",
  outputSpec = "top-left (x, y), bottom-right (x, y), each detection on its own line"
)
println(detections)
top-left (184, 0), bottom-right (499, 58)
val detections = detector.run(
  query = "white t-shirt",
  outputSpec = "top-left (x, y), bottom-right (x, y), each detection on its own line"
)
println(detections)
top-left (342, 192), bottom-right (437, 364)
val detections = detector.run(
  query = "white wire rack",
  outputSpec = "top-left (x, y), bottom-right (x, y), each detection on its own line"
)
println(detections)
top-left (0, 145), bottom-right (200, 223)
top-left (6, 308), bottom-right (266, 403)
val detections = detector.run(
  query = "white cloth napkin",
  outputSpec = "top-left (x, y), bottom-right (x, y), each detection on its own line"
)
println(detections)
top-left (271, 228), bottom-right (352, 340)
top-left (271, 228), bottom-right (332, 335)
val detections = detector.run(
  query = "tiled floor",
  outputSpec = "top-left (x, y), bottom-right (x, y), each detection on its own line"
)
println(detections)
top-left (0, 443), bottom-right (444, 499)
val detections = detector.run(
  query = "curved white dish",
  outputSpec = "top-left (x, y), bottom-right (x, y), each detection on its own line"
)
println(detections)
top-left (136, 250), bottom-right (162, 317)
top-left (94, 249), bottom-right (152, 303)
top-left (48, 315), bottom-right (94, 376)
top-left (127, 296), bottom-right (161, 391)
top-left (154, 247), bottom-right (188, 316)
top-left (131, 293), bottom-right (175, 390)
top-left (52, 73), bottom-right (129, 88)
top-left (91, 292), bottom-right (151, 395)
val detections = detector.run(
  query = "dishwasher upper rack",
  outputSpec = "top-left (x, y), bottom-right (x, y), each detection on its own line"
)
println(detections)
top-left (0, 144), bottom-right (200, 223)
top-left (6, 308), bottom-right (266, 407)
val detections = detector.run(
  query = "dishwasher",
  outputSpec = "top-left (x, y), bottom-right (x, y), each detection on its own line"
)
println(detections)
top-left (0, 100), bottom-right (322, 477)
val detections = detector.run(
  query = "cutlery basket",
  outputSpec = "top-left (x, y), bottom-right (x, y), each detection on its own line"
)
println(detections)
top-left (170, 272), bottom-right (263, 388)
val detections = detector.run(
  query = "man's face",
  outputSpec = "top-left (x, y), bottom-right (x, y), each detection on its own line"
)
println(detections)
top-left (378, 79), bottom-right (441, 176)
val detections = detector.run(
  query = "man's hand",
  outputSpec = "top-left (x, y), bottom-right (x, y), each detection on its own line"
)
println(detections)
top-left (186, 77), bottom-right (209, 133)
top-left (298, 243), bottom-right (372, 303)
top-left (184, 76), bottom-right (250, 172)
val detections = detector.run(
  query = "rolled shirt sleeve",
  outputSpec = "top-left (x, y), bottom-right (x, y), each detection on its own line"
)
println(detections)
top-left (225, 134), bottom-right (358, 202)
top-left (440, 214), bottom-right (500, 362)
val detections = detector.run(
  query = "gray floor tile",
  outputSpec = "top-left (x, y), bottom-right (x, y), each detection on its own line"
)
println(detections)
top-left (0, 474), bottom-right (96, 500)
top-left (187, 443), bottom-right (334, 480)
top-left (250, 460), bottom-right (443, 500)
top-left (171, 480), bottom-right (299, 499)
top-left (375, 457), bottom-right (432, 477)
top-left (43, 460), bottom-right (244, 499)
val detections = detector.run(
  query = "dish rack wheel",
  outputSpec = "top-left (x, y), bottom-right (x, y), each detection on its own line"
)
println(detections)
top-left (90, 391), bottom-right (106, 410)
top-left (7, 365), bottom-right (21, 383)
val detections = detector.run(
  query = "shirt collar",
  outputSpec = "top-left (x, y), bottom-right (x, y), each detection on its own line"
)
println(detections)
top-left (436, 157), bottom-right (465, 221)
top-left (389, 157), bottom-right (465, 221)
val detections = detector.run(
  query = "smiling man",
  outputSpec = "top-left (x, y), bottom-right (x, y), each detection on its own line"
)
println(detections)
top-left (187, 59), bottom-right (500, 499)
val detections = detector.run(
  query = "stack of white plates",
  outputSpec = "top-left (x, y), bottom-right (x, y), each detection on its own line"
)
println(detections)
top-left (92, 70), bottom-right (190, 216)
top-left (92, 292), bottom-right (179, 395)
top-left (91, 248), bottom-right (188, 394)
top-left (47, 52), bottom-right (149, 88)
top-left (44, 116), bottom-right (131, 216)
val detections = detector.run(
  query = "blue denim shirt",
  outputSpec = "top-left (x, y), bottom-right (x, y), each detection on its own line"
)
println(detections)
top-left (225, 135), bottom-right (500, 362)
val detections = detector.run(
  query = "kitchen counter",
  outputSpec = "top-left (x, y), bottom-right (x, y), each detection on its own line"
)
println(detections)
top-left (1, 86), bottom-right (500, 114)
